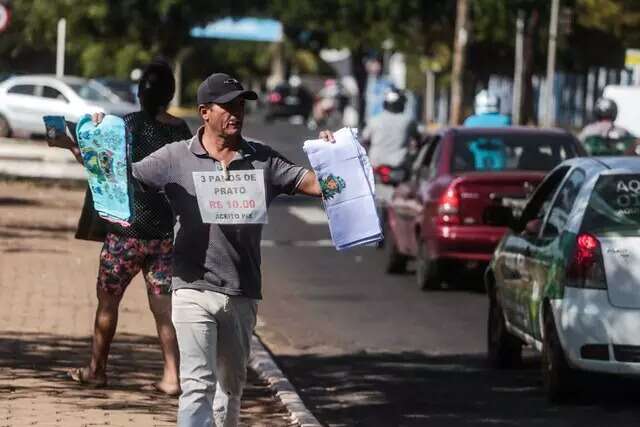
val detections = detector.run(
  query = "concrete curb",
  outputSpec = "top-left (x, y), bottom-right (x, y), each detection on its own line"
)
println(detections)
top-left (0, 138), bottom-right (85, 181)
top-left (250, 335), bottom-right (322, 427)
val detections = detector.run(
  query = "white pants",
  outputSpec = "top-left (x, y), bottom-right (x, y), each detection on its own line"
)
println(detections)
top-left (172, 289), bottom-right (258, 427)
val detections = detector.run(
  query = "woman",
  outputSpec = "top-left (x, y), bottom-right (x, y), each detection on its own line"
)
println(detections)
top-left (53, 61), bottom-right (191, 396)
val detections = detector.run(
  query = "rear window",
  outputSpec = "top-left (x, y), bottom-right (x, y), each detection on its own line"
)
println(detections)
top-left (69, 82), bottom-right (111, 103)
top-left (7, 84), bottom-right (35, 95)
top-left (582, 174), bottom-right (640, 234)
top-left (452, 134), bottom-right (577, 173)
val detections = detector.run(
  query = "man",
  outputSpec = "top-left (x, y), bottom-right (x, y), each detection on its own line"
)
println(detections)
top-left (130, 73), bottom-right (330, 426)
top-left (578, 97), bottom-right (635, 155)
top-left (361, 86), bottom-right (419, 231)
top-left (364, 55), bottom-right (393, 121)
top-left (463, 89), bottom-right (511, 127)
top-left (361, 86), bottom-right (418, 171)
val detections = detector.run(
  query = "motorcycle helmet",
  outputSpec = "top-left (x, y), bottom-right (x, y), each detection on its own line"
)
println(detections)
top-left (474, 90), bottom-right (499, 115)
top-left (383, 87), bottom-right (406, 113)
top-left (594, 97), bottom-right (617, 121)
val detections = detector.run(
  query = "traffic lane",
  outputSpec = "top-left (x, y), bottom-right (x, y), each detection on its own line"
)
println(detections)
top-left (260, 200), bottom-right (487, 355)
top-left (276, 352), bottom-right (640, 427)
top-left (259, 200), bottom-right (640, 426)
top-left (244, 118), bottom-right (317, 167)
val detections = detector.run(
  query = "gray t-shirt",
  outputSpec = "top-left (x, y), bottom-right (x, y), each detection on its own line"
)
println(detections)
top-left (132, 131), bottom-right (308, 299)
top-left (361, 110), bottom-right (417, 168)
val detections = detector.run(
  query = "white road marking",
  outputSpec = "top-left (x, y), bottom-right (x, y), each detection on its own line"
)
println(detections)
top-left (287, 206), bottom-right (328, 225)
top-left (261, 239), bottom-right (334, 248)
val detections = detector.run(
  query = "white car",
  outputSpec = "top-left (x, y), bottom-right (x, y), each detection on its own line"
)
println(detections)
top-left (486, 156), bottom-right (640, 402)
top-left (0, 74), bottom-right (137, 137)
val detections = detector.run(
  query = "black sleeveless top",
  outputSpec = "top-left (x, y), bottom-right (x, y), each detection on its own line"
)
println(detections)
top-left (107, 111), bottom-right (192, 239)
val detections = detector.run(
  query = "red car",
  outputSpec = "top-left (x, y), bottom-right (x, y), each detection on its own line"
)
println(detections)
top-left (384, 127), bottom-right (586, 289)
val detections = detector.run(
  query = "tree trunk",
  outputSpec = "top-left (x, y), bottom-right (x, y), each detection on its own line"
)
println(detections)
top-left (450, 0), bottom-right (469, 125)
top-left (521, 9), bottom-right (539, 125)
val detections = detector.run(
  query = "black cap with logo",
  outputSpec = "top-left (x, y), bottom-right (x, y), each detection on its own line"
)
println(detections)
top-left (197, 73), bottom-right (258, 105)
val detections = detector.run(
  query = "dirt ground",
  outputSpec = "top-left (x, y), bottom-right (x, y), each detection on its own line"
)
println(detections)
top-left (0, 180), bottom-right (293, 426)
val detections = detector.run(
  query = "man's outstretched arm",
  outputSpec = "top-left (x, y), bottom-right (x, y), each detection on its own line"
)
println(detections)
top-left (296, 170), bottom-right (322, 197)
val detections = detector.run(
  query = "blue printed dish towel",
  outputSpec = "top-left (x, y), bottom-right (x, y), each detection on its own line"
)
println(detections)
top-left (303, 127), bottom-right (383, 250)
top-left (76, 114), bottom-right (133, 226)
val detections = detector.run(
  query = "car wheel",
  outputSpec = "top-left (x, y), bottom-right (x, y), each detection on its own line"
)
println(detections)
top-left (416, 240), bottom-right (440, 290)
top-left (487, 293), bottom-right (522, 368)
top-left (0, 114), bottom-right (11, 138)
top-left (542, 311), bottom-right (575, 403)
top-left (384, 221), bottom-right (408, 274)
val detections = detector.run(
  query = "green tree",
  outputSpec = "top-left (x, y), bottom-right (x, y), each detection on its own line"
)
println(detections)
top-left (0, 0), bottom-right (259, 77)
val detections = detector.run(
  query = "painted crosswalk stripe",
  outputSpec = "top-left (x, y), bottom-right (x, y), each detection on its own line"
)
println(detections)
top-left (287, 206), bottom-right (328, 225)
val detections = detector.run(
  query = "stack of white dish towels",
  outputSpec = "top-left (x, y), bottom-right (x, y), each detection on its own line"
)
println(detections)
top-left (303, 127), bottom-right (383, 250)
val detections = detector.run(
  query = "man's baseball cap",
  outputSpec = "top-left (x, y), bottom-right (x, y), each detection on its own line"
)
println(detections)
top-left (197, 73), bottom-right (258, 105)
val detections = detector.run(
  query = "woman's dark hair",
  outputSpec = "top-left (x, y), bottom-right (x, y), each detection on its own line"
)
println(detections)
top-left (137, 60), bottom-right (175, 113)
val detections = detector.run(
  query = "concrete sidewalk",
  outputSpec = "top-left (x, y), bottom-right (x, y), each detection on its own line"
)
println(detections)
top-left (0, 181), bottom-right (295, 426)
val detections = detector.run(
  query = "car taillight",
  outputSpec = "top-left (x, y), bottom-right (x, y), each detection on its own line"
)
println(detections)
top-left (566, 233), bottom-right (607, 289)
top-left (375, 165), bottom-right (392, 184)
top-left (437, 183), bottom-right (460, 225)
top-left (268, 92), bottom-right (282, 103)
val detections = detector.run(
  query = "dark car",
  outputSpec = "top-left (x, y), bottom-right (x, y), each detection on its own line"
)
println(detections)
top-left (264, 82), bottom-right (313, 123)
top-left (384, 127), bottom-right (586, 290)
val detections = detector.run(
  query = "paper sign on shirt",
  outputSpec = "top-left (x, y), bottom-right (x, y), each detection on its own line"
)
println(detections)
top-left (193, 170), bottom-right (268, 224)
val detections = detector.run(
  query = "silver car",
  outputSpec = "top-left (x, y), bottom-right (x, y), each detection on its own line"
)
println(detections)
top-left (0, 74), bottom-right (137, 137)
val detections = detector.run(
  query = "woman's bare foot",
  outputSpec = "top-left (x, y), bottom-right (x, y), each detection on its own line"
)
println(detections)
top-left (145, 380), bottom-right (181, 397)
top-left (67, 366), bottom-right (107, 387)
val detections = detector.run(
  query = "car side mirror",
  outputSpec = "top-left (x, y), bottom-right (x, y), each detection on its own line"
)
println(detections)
top-left (483, 205), bottom-right (515, 228)
top-left (523, 218), bottom-right (542, 237)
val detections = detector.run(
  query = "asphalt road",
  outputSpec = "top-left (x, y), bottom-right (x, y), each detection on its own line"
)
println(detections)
top-left (195, 115), bottom-right (640, 426)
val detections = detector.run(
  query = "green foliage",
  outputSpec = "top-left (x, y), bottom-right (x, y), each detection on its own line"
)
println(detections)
top-left (1, 0), bottom-right (640, 90)
top-left (576, 0), bottom-right (640, 47)
top-left (0, 0), bottom-right (261, 77)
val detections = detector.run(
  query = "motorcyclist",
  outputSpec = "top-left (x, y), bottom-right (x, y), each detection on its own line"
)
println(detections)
top-left (464, 90), bottom-right (511, 127)
top-left (579, 97), bottom-right (635, 155)
top-left (308, 79), bottom-right (348, 130)
top-left (362, 86), bottom-right (419, 173)
top-left (361, 86), bottom-right (420, 228)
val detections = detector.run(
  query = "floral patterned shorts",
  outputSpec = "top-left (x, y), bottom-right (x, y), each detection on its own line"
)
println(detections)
top-left (97, 233), bottom-right (173, 296)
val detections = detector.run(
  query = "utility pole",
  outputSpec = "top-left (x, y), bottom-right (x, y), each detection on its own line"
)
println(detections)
top-left (267, 41), bottom-right (285, 90)
top-left (544, 0), bottom-right (560, 127)
top-left (450, 0), bottom-right (469, 125)
top-left (512, 11), bottom-right (525, 125)
top-left (425, 68), bottom-right (435, 125)
top-left (56, 18), bottom-right (66, 78)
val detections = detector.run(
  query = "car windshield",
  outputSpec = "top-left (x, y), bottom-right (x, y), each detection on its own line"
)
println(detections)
top-left (452, 134), bottom-right (576, 173)
top-left (582, 174), bottom-right (640, 235)
top-left (69, 82), bottom-right (112, 103)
